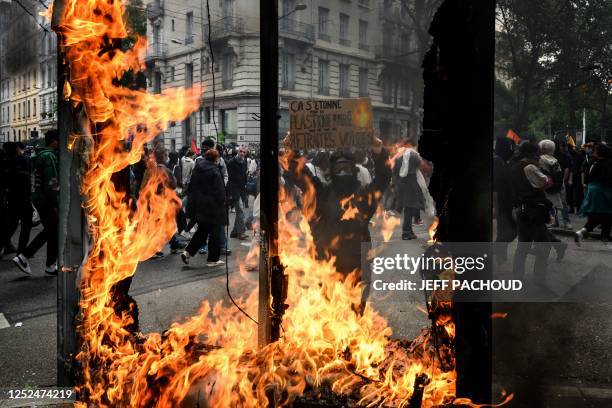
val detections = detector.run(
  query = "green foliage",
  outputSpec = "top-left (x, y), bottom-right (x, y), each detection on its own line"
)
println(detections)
top-left (496, 0), bottom-right (612, 141)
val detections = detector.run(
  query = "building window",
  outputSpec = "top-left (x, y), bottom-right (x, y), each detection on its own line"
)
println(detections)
top-left (154, 71), bottom-right (162, 94)
top-left (281, 53), bottom-right (295, 90)
top-left (339, 64), bottom-right (350, 97)
top-left (204, 107), bottom-right (211, 124)
top-left (185, 63), bottom-right (193, 88)
top-left (318, 7), bottom-right (330, 41)
top-left (221, 108), bottom-right (237, 139)
top-left (222, 53), bottom-right (234, 89)
top-left (400, 79), bottom-right (410, 106)
top-left (380, 120), bottom-right (392, 141)
top-left (47, 65), bottom-right (51, 87)
top-left (382, 76), bottom-right (393, 104)
top-left (359, 68), bottom-right (369, 96)
top-left (223, 0), bottom-right (235, 18)
top-left (33, 99), bottom-right (36, 116)
top-left (318, 59), bottom-right (329, 95)
top-left (171, 19), bottom-right (175, 32)
top-left (359, 20), bottom-right (369, 50)
top-left (339, 13), bottom-right (350, 46)
top-left (185, 12), bottom-right (194, 44)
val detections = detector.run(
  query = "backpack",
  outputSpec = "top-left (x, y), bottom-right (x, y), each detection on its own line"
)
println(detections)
top-left (540, 156), bottom-right (563, 194)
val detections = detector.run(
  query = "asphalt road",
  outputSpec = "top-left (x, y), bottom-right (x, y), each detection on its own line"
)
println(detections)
top-left (1, 211), bottom-right (612, 407)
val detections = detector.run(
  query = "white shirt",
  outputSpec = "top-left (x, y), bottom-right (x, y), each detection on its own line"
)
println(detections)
top-left (356, 164), bottom-right (372, 187)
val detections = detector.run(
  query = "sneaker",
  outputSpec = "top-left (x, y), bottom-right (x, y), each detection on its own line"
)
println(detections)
top-left (401, 232), bottom-right (417, 241)
top-left (564, 223), bottom-right (573, 230)
top-left (220, 249), bottom-right (232, 256)
top-left (152, 251), bottom-right (165, 259)
top-left (180, 231), bottom-right (193, 240)
top-left (180, 251), bottom-right (190, 265)
top-left (12, 254), bottom-right (32, 275)
top-left (206, 260), bottom-right (225, 267)
top-left (574, 228), bottom-right (586, 247)
top-left (45, 263), bottom-right (58, 276)
top-left (171, 243), bottom-right (186, 254)
top-left (237, 233), bottom-right (249, 241)
top-left (199, 246), bottom-right (208, 255)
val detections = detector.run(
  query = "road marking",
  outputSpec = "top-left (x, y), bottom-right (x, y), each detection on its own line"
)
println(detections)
top-left (0, 313), bottom-right (10, 329)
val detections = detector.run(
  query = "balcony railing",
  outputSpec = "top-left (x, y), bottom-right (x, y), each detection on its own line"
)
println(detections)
top-left (210, 16), bottom-right (245, 41)
top-left (339, 38), bottom-right (351, 47)
top-left (145, 43), bottom-right (167, 61)
top-left (359, 43), bottom-right (370, 51)
top-left (318, 32), bottom-right (331, 42)
top-left (358, 0), bottom-right (370, 7)
top-left (279, 18), bottom-right (315, 43)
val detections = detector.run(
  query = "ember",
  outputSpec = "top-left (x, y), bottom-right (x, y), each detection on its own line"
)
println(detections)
top-left (52, 0), bottom-right (507, 407)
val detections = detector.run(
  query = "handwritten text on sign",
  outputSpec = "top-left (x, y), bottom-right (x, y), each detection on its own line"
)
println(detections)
top-left (288, 98), bottom-right (374, 150)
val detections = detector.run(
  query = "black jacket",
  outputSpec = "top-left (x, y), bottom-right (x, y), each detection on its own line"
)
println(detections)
top-left (187, 159), bottom-right (228, 225)
top-left (287, 149), bottom-right (391, 275)
top-left (226, 157), bottom-right (247, 200)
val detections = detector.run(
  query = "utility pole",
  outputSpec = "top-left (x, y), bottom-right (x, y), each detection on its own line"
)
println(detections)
top-left (52, 0), bottom-right (86, 387)
top-left (258, 0), bottom-right (287, 348)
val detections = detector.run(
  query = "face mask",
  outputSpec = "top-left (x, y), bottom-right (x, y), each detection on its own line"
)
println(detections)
top-left (332, 174), bottom-right (358, 197)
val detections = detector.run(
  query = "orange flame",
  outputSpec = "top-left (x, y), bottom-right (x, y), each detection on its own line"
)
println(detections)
top-left (428, 216), bottom-right (439, 244)
top-left (57, 1), bottom-right (509, 407)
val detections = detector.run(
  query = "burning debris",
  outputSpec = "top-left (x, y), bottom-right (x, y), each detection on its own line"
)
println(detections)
top-left (50, 0), bottom-right (511, 407)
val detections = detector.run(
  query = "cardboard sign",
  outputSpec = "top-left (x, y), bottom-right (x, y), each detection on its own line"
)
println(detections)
top-left (288, 98), bottom-right (374, 150)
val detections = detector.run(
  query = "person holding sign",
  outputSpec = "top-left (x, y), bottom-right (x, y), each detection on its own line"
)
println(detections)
top-left (284, 136), bottom-right (391, 313)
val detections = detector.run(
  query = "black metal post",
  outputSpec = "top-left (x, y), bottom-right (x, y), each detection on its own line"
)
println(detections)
top-left (258, 0), bottom-right (284, 347)
top-left (52, 0), bottom-right (86, 387)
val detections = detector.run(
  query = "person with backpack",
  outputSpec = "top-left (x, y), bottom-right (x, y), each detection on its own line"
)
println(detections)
top-left (575, 143), bottom-right (612, 247)
top-left (538, 140), bottom-right (566, 224)
top-left (510, 142), bottom-right (554, 285)
top-left (12, 130), bottom-right (60, 276)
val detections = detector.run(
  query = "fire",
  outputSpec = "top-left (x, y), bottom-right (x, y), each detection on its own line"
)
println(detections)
top-left (340, 195), bottom-right (359, 221)
top-left (428, 216), bottom-right (439, 244)
top-left (55, 0), bottom-right (509, 407)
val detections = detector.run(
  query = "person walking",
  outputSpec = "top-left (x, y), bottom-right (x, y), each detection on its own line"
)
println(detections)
top-left (575, 143), bottom-right (612, 247)
top-left (493, 137), bottom-right (516, 264)
top-left (227, 146), bottom-right (249, 240)
top-left (144, 147), bottom-right (185, 258)
top-left (182, 148), bottom-right (227, 266)
top-left (12, 130), bottom-right (60, 276)
top-left (510, 142), bottom-right (553, 285)
top-left (393, 141), bottom-right (432, 240)
top-left (2, 142), bottom-right (32, 255)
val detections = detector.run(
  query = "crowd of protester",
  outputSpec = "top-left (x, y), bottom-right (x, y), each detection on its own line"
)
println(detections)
top-left (3, 129), bottom-right (611, 290)
top-left (494, 135), bottom-right (612, 284)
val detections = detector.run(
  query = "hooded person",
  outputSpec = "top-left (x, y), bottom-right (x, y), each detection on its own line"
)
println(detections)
top-left (284, 137), bottom-right (391, 312)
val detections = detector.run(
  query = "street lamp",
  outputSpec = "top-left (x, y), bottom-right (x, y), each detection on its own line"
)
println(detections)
top-left (279, 3), bottom-right (307, 20)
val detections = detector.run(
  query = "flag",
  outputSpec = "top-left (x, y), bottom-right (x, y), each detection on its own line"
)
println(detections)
top-left (506, 129), bottom-right (521, 144)
top-left (567, 135), bottom-right (576, 148)
top-left (190, 139), bottom-right (200, 155)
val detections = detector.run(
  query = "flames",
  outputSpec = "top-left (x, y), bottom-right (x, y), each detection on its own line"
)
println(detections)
top-left (54, 0), bottom-right (508, 407)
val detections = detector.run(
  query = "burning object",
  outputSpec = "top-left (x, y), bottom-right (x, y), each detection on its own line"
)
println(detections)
top-left (51, 0), bottom-right (511, 407)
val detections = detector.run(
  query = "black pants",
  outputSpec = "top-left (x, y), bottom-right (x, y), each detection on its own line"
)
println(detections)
top-left (513, 209), bottom-right (551, 283)
top-left (5, 198), bottom-right (32, 253)
top-left (22, 204), bottom-right (58, 267)
top-left (402, 207), bottom-right (419, 235)
top-left (583, 213), bottom-right (612, 241)
top-left (495, 206), bottom-right (517, 264)
top-left (185, 222), bottom-right (221, 262)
